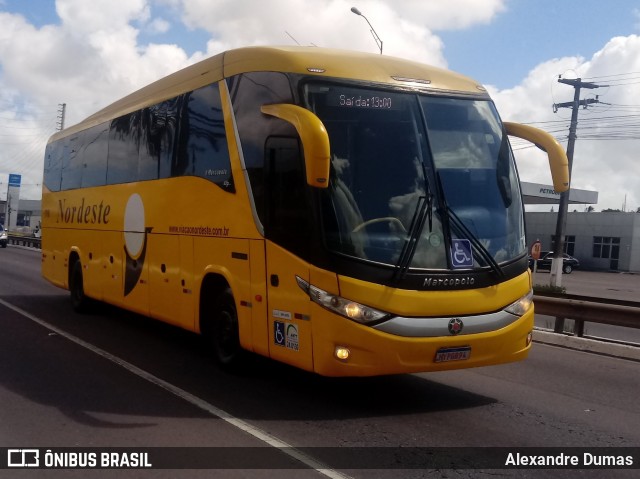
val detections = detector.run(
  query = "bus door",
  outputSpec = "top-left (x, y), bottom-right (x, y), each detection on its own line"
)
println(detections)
top-left (264, 137), bottom-right (314, 372)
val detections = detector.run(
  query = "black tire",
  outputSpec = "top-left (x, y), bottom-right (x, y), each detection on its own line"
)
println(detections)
top-left (208, 288), bottom-right (245, 368)
top-left (70, 260), bottom-right (92, 313)
top-left (563, 264), bottom-right (573, 274)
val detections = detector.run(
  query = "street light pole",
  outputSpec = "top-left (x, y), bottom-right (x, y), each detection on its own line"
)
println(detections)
top-left (350, 6), bottom-right (383, 54)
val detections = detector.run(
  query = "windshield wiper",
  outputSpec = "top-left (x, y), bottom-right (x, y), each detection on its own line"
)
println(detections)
top-left (444, 204), bottom-right (505, 279)
top-left (393, 192), bottom-right (432, 283)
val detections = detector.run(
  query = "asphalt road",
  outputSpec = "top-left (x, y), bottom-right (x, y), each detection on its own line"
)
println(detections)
top-left (1, 246), bottom-right (639, 478)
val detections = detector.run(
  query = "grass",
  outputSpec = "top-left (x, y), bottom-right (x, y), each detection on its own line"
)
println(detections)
top-left (533, 284), bottom-right (566, 295)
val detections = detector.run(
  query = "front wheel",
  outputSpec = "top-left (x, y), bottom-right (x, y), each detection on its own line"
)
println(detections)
top-left (563, 264), bottom-right (573, 274)
top-left (207, 288), bottom-right (245, 368)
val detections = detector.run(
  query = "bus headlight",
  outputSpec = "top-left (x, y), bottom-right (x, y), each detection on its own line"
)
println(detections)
top-left (296, 276), bottom-right (390, 324)
top-left (504, 290), bottom-right (533, 317)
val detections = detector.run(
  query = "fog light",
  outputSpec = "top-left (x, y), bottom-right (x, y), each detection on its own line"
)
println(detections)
top-left (526, 331), bottom-right (533, 346)
top-left (335, 346), bottom-right (350, 361)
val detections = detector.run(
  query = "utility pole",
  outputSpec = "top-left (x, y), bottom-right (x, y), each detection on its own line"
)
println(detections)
top-left (549, 77), bottom-right (603, 287)
top-left (56, 103), bottom-right (66, 131)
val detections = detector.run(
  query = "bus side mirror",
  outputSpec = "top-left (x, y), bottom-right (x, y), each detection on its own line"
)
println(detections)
top-left (504, 122), bottom-right (570, 193)
top-left (261, 104), bottom-right (330, 189)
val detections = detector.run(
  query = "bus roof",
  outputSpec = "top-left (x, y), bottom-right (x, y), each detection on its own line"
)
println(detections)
top-left (50, 46), bottom-right (487, 142)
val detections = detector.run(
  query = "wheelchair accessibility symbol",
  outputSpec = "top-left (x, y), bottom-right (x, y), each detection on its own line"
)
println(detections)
top-left (274, 321), bottom-right (286, 346)
top-left (451, 239), bottom-right (473, 268)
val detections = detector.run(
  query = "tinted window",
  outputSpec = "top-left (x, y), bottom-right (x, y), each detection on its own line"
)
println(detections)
top-left (43, 140), bottom-right (64, 191)
top-left (60, 135), bottom-right (83, 190)
top-left (228, 72), bottom-right (294, 221)
top-left (139, 106), bottom-right (161, 181)
top-left (140, 98), bottom-right (180, 181)
top-left (157, 97), bottom-right (180, 179)
top-left (107, 113), bottom-right (140, 184)
top-left (49, 83), bottom-right (233, 191)
top-left (80, 124), bottom-right (109, 187)
top-left (175, 83), bottom-right (233, 191)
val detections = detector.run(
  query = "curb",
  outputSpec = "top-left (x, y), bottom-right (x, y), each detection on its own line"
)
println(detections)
top-left (533, 329), bottom-right (640, 362)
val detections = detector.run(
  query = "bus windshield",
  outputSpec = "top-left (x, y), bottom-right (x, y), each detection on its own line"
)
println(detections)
top-left (305, 83), bottom-right (525, 271)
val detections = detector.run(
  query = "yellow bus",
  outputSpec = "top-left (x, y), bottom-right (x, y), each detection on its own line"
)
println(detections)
top-left (42, 46), bottom-right (568, 376)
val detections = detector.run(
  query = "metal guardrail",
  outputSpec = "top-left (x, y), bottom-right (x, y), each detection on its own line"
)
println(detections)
top-left (534, 294), bottom-right (640, 337)
top-left (7, 234), bottom-right (41, 249)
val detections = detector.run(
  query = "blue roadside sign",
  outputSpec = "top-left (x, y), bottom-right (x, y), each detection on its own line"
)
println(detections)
top-left (8, 174), bottom-right (21, 187)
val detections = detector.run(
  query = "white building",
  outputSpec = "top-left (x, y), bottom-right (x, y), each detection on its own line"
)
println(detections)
top-left (0, 199), bottom-right (41, 232)
top-left (522, 182), bottom-right (640, 273)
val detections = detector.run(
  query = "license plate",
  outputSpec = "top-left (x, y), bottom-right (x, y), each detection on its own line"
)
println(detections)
top-left (434, 346), bottom-right (471, 362)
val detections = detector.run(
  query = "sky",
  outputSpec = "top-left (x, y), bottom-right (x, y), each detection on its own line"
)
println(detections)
top-left (0, 0), bottom-right (639, 211)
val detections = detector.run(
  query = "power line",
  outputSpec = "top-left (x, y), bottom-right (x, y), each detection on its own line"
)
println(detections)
top-left (585, 70), bottom-right (640, 78)
top-left (517, 110), bottom-right (640, 143)
top-left (582, 71), bottom-right (640, 81)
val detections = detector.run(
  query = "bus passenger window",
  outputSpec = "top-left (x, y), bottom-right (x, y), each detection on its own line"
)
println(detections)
top-left (158, 97), bottom-right (180, 180)
top-left (175, 83), bottom-right (233, 191)
top-left (44, 141), bottom-right (64, 192)
top-left (227, 72), bottom-right (295, 222)
top-left (80, 124), bottom-right (109, 188)
top-left (139, 104), bottom-right (163, 181)
top-left (60, 135), bottom-right (83, 190)
top-left (139, 97), bottom-right (179, 182)
top-left (107, 112), bottom-right (140, 185)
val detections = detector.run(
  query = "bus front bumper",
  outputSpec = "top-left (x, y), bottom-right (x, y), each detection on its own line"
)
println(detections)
top-left (311, 307), bottom-right (534, 377)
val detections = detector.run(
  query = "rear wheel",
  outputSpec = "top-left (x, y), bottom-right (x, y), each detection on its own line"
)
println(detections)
top-left (70, 260), bottom-right (92, 313)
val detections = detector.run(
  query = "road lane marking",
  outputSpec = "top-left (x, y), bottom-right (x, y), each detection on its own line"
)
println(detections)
top-left (0, 297), bottom-right (352, 479)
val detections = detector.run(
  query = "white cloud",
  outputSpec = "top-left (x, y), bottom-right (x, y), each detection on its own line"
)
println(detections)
top-left (177, 0), bottom-right (505, 66)
top-left (393, 0), bottom-right (506, 30)
top-left (492, 35), bottom-right (640, 212)
top-left (55, 0), bottom-right (149, 34)
top-left (146, 17), bottom-right (171, 35)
